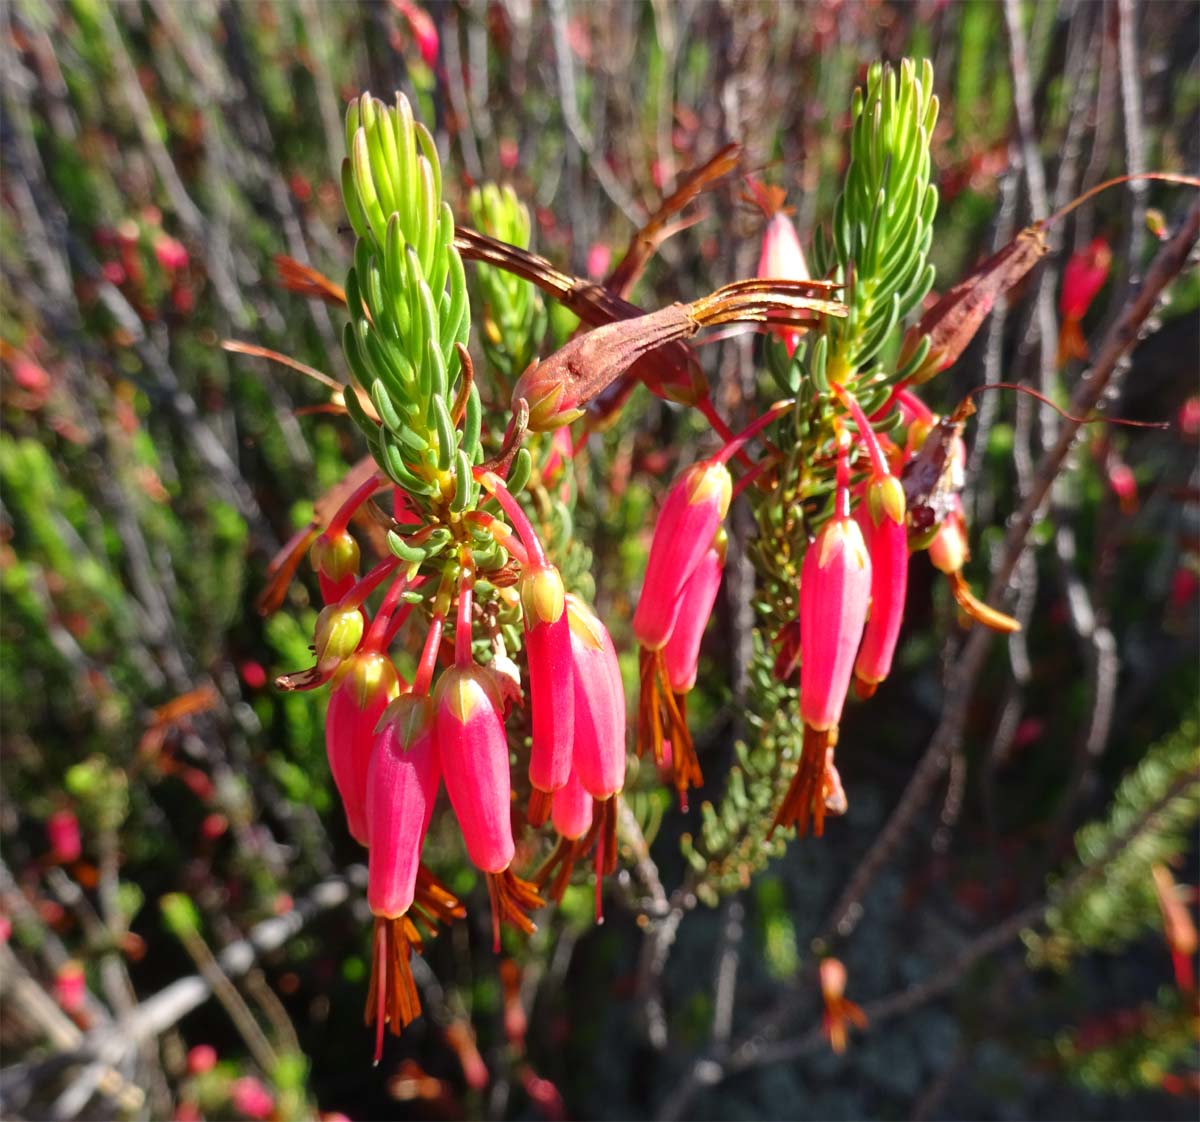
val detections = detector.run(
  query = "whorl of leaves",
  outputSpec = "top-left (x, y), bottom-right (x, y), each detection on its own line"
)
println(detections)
top-left (339, 93), bottom-right (480, 529)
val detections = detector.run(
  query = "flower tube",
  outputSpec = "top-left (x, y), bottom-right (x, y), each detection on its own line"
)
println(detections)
top-left (773, 434), bottom-right (871, 838)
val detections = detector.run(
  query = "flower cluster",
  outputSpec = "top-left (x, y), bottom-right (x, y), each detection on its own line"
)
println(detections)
top-left (264, 64), bottom-right (1045, 1062)
top-left (270, 94), bottom-right (634, 1061)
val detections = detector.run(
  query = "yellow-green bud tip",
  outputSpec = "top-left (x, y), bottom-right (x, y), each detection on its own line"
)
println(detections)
top-left (520, 565), bottom-right (566, 627)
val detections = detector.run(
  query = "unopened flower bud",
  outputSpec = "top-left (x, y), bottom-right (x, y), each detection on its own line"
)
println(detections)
top-left (311, 530), bottom-right (361, 602)
top-left (314, 604), bottom-right (364, 668)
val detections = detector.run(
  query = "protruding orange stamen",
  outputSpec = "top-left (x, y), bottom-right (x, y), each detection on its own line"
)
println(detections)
top-left (771, 725), bottom-right (835, 838)
top-left (485, 869), bottom-right (544, 954)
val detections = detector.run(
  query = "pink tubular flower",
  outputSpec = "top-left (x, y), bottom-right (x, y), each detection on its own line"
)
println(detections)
top-left (325, 652), bottom-right (400, 845)
top-left (436, 562), bottom-right (544, 952)
top-left (773, 435), bottom-right (871, 838)
top-left (663, 529), bottom-right (726, 693)
top-left (853, 473), bottom-right (908, 697)
top-left (565, 595), bottom-right (626, 802)
top-left (520, 562), bottom-right (575, 823)
top-left (551, 769), bottom-right (593, 841)
top-left (364, 692), bottom-right (454, 1062)
top-left (799, 509), bottom-right (871, 731)
top-left (632, 459), bottom-right (732, 651)
top-left (435, 665), bottom-right (513, 875)
top-left (47, 808), bottom-right (82, 864)
top-left (367, 696), bottom-right (441, 921)
top-left (565, 594), bottom-right (625, 920)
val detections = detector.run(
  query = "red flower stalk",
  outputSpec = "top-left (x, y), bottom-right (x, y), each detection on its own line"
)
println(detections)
top-left (773, 434), bottom-right (871, 838)
top-left (1057, 236), bottom-right (1112, 367)
top-left (662, 528), bottom-right (726, 693)
top-left (566, 594), bottom-right (625, 920)
top-left (478, 473), bottom-right (574, 824)
top-left (819, 958), bottom-right (867, 1055)
top-left (435, 560), bottom-right (543, 951)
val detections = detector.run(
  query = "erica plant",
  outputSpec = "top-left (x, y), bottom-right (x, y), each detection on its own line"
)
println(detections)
top-left (254, 62), bottom-right (1198, 1062)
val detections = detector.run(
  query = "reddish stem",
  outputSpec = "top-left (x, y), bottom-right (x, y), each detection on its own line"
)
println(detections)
top-left (454, 555), bottom-right (476, 668)
top-left (835, 431), bottom-right (851, 519)
top-left (731, 454), bottom-right (779, 499)
top-left (477, 473), bottom-right (548, 567)
top-left (896, 388), bottom-right (934, 426)
top-left (335, 556), bottom-right (401, 612)
top-left (831, 382), bottom-right (890, 479)
top-left (714, 398), bottom-right (794, 465)
top-left (413, 612), bottom-right (445, 696)
top-left (363, 573), bottom-right (411, 650)
top-left (328, 473), bottom-right (385, 537)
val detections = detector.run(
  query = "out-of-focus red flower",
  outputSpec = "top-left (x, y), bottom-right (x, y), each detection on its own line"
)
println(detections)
top-left (586, 242), bottom-right (611, 281)
top-left (55, 960), bottom-right (87, 1014)
top-left (239, 660), bottom-right (268, 690)
top-left (230, 1075), bottom-right (274, 1120)
top-left (1107, 460), bottom-right (1138, 514)
top-left (187, 1044), bottom-right (218, 1075)
top-left (1057, 237), bottom-right (1112, 366)
top-left (392, 0), bottom-right (438, 66)
top-left (47, 809), bottom-right (82, 863)
top-left (1178, 396), bottom-right (1200, 438)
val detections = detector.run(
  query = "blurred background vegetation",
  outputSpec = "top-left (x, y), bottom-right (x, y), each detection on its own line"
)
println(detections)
top-left (1, 1), bottom-right (1197, 1119)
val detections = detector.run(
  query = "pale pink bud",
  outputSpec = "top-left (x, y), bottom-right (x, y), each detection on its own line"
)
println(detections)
top-left (565, 595), bottom-right (626, 800)
top-left (230, 1076), bottom-right (274, 1120)
top-left (662, 530), bottom-right (725, 693)
top-left (520, 565), bottom-right (575, 812)
top-left (800, 515), bottom-right (871, 732)
top-left (366, 696), bottom-right (440, 919)
top-left (551, 769), bottom-right (593, 841)
top-left (325, 653), bottom-right (400, 844)
top-left (633, 460), bottom-right (732, 650)
top-left (757, 212), bottom-right (808, 356)
top-left (435, 666), bottom-right (515, 873)
top-left (47, 809), bottom-right (82, 863)
top-left (853, 476), bottom-right (909, 696)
